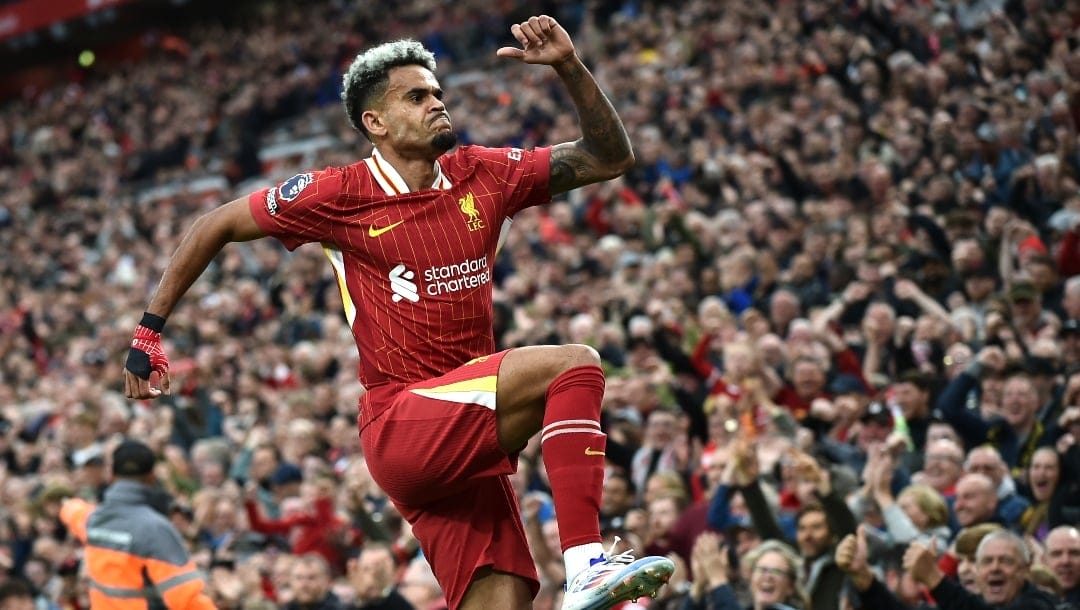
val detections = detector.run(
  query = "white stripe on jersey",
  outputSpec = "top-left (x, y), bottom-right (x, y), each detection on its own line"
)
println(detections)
top-left (322, 245), bottom-right (356, 328)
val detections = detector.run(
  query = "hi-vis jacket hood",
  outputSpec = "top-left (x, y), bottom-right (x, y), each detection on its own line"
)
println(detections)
top-left (61, 479), bottom-right (215, 610)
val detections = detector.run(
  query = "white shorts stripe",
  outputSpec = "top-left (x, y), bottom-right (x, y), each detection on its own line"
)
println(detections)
top-left (410, 388), bottom-right (497, 410)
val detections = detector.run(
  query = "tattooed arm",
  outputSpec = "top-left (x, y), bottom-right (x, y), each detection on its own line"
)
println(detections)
top-left (497, 15), bottom-right (634, 195)
top-left (548, 56), bottom-right (635, 194)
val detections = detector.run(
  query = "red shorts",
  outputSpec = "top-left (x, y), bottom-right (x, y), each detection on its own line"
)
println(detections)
top-left (358, 350), bottom-right (539, 609)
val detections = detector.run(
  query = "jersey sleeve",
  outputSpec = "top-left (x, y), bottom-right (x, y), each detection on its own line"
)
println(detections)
top-left (247, 168), bottom-right (344, 250)
top-left (139, 523), bottom-right (216, 610)
top-left (59, 498), bottom-right (94, 543)
top-left (467, 145), bottom-right (551, 217)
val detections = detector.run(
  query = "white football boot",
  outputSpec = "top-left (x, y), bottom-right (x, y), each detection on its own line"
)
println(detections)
top-left (562, 537), bottom-right (675, 610)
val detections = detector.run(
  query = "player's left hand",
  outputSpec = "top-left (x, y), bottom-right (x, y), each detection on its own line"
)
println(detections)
top-left (497, 15), bottom-right (576, 66)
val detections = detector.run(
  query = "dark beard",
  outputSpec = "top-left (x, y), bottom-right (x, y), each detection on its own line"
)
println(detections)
top-left (432, 131), bottom-right (458, 151)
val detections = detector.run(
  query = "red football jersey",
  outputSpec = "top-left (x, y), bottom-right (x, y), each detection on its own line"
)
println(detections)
top-left (248, 145), bottom-right (551, 388)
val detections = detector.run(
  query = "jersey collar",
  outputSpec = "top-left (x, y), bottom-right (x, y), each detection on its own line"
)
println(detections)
top-left (367, 148), bottom-right (451, 196)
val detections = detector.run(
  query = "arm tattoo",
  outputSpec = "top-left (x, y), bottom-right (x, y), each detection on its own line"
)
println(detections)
top-left (549, 146), bottom-right (593, 194)
top-left (549, 57), bottom-right (633, 195)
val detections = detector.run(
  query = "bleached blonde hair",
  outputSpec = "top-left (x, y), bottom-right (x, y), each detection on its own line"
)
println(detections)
top-left (341, 39), bottom-right (437, 137)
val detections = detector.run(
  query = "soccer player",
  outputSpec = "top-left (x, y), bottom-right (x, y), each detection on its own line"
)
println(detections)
top-left (123, 14), bottom-right (674, 610)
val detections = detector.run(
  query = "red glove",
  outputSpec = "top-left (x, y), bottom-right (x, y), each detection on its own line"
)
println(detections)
top-left (125, 313), bottom-right (169, 380)
top-left (937, 550), bottom-right (958, 578)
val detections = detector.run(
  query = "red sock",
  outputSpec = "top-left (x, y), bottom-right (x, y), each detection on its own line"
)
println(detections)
top-left (541, 365), bottom-right (606, 551)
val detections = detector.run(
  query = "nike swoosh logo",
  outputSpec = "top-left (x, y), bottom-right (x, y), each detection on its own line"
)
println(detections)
top-left (368, 221), bottom-right (404, 237)
top-left (585, 447), bottom-right (605, 456)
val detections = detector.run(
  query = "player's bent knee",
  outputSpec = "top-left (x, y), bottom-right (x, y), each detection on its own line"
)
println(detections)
top-left (562, 343), bottom-right (602, 370)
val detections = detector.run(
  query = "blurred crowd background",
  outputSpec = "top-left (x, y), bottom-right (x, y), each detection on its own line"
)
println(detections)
top-left (2, 0), bottom-right (1080, 608)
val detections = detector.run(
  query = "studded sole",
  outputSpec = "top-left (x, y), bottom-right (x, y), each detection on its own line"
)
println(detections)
top-left (601, 562), bottom-right (675, 607)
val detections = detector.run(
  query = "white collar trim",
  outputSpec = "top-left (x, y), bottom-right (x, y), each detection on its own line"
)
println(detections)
top-left (365, 148), bottom-right (450, 195)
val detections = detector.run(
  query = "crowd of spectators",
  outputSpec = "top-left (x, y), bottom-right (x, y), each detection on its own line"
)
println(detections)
top-left (1, 0), bottom-right (1080, 608)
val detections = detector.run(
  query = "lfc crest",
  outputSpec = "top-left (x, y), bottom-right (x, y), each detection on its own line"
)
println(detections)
top-left (459, 193), bottom-right (484, 231)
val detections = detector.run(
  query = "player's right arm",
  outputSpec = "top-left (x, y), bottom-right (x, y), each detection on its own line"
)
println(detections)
top-left (124, 198), bottom-right (265, 400)
top-left (496, 15), bottom-right (634, 195)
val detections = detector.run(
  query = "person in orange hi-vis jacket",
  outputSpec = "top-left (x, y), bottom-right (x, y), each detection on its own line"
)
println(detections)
top-left (60, 439), bottom-right (215, 609)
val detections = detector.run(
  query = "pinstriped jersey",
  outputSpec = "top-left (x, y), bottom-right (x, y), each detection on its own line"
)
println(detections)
top-left (248, 145), bottom-right (551, 388)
